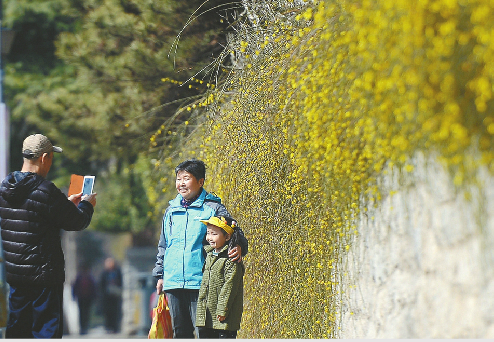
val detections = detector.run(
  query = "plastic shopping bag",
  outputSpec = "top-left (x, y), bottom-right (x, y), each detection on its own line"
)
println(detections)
top-left (148, 293), bottom-right (173, 339)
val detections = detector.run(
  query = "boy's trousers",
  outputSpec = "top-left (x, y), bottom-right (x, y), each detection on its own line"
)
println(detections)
top-left (198, 327), bottom-right (238, 339)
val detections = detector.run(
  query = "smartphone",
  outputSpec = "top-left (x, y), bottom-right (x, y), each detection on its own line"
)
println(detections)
top-left (82, 176), bottom-right (95, 196)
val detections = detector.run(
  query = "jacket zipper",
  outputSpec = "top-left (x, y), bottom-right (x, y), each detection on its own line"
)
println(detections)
top-left (183, 208), bottom-right (188, 288)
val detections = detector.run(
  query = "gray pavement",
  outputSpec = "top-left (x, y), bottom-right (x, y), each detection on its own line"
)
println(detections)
top-left (63, 325), bottom-right (147, 339)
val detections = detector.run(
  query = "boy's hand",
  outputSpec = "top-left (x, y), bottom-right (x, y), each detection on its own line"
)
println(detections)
top-left (217, 315), bottom-right (226, 322)
top-left (228, 245), bottom-right (242, 262)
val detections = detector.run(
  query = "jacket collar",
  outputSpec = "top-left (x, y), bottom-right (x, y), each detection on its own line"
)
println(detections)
top-left (204, 244), bottom-right (229, 256)
top-left (170, 188), bottom-right (206, 208)
top-left (169, 188), bottom-right (222, 208)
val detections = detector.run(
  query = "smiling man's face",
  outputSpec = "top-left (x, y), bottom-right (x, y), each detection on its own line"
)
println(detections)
top-left (175, 170), bottom-right (204, 200)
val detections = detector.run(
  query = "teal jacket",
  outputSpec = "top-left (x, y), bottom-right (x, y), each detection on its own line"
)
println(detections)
top-left (196, 245), bottom-right (244, 331)
top-left (152, 189), bottom-right (248, 290)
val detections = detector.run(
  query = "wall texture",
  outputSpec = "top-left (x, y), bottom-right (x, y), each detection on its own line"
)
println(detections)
top-left (340, 155), bottom-right (494, 338)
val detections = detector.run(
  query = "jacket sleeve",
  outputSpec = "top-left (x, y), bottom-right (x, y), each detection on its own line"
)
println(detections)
top-left (215, 203), bottom-right (248, 256)
top-left (50, 185), bottom-right (94, 232)
top-left (152, 210), bottom-right (168, 279)
top-left (216, 260), bottom-right (244, 318)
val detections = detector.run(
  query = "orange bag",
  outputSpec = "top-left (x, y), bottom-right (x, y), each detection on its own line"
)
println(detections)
top-left (148, 293), bottom-right (173, 339)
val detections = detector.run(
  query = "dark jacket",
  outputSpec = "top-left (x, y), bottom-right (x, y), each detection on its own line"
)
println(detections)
top-left (100, 267), bottom-right (123, 299)
top-left (0, 171), bottom-right (94, 287)
top-left (196, 245), bottom-right (244, 331)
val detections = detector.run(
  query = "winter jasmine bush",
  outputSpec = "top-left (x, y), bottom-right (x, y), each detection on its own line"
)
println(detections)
top-left (152, 0), bottom-right (494, 337)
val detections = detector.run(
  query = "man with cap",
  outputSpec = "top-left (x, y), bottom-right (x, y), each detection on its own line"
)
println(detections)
top-left (0, 133), bottom-right (97, 338)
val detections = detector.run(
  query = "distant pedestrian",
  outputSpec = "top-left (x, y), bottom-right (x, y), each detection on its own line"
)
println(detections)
top-left (196, 216), bottom-right (245, 338)
top-left (72, 264), bottom-right (98, 335)
top-left (100, 257), bottom-right (123, 334)
top-left (0, 133), bottom-right (97, 338)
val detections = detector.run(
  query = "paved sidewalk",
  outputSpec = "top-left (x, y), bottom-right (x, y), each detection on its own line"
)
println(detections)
top-left (63, 325), bottom-right (147, 339)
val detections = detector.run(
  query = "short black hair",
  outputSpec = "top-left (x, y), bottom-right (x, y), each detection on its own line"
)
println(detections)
top-left (175, 159), bottom-right (206, 181)
top-left (218, 216), bottom-right (240, 250)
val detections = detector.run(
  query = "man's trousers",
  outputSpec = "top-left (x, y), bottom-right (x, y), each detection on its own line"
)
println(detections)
top-left (6, 284), bottom-right (64, 338)
top-left (165, 289), bottom-right (199, 338)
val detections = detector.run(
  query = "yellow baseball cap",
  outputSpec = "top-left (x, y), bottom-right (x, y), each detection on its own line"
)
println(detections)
top-left (200, 216), bottom-right (234, 234)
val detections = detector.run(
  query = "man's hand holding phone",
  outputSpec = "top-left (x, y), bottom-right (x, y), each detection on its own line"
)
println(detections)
top-left (82, 193), bottom-right (97, 207)
top-left (68, 192), bottom-right (83, 206)
top-left (68, 192), bottom-right (97, 207)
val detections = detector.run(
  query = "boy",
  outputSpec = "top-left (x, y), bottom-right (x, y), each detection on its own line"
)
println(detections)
top-left (196, 216), bottom-right (244, 339)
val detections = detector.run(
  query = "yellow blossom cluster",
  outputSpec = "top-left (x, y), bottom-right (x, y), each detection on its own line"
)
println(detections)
top-left (152, 0), bottom-right (494, 338)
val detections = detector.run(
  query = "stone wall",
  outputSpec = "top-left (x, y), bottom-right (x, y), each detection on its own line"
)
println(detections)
top-left (339, 155), bottom-right (494, 338)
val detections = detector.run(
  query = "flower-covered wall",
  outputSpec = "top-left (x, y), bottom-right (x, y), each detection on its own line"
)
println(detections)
top-left (152, 0), bottom-right (494, 338)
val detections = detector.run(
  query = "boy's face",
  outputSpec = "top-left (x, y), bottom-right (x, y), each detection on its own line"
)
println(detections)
top-left (176, 170), bottom-right (204, 200)
top-left (206, 224), bottom-right (230, 251)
